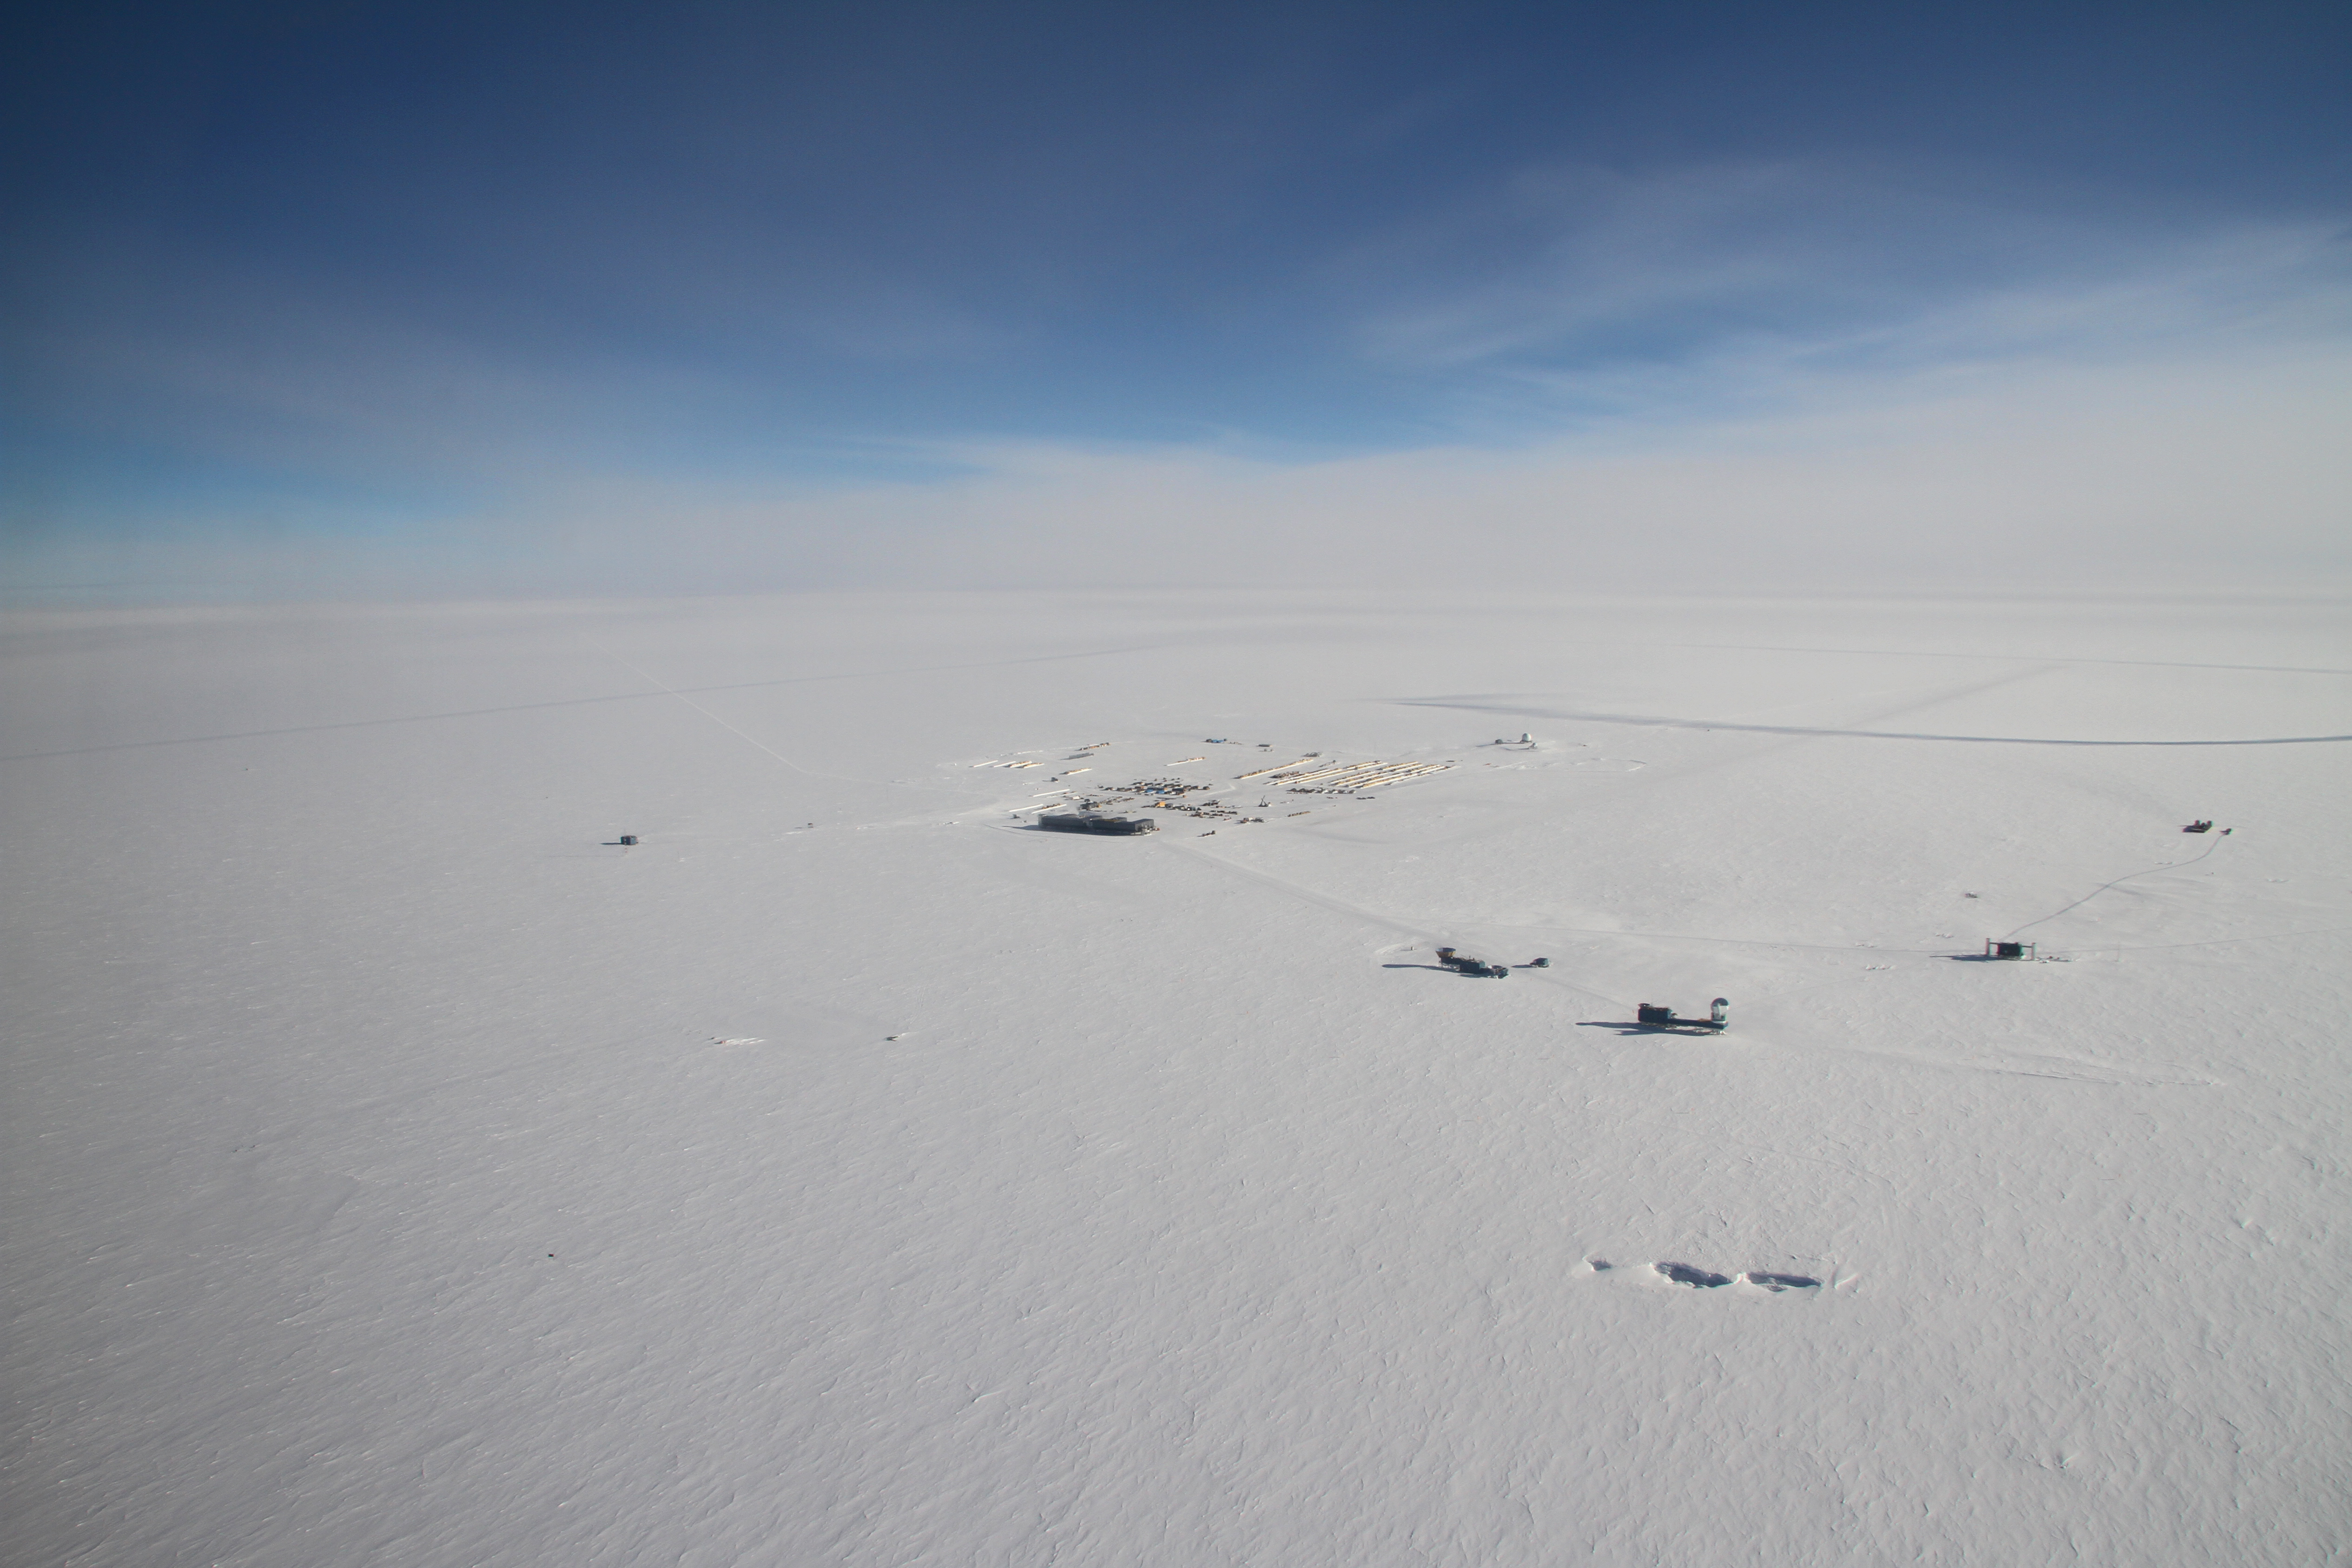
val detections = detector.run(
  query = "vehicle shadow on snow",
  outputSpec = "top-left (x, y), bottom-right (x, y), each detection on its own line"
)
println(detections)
top-left (1575, 1020), bottom-right (1726, 1036)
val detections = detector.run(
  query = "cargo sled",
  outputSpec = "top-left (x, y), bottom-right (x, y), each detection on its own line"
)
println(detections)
top-left (1038, 811), bottom-right (1158, 835)
top-left (1635, 999), bottom-right (1729, 1032)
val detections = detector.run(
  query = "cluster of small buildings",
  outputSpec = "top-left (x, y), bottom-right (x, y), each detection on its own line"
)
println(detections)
top-left (1071, 775), bottom-right (1260, 826)
top-left (1031, 743), bottom-right (1452, 834)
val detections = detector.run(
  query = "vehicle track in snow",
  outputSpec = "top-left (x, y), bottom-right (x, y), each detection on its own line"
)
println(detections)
top-left (2003, 835), bottom-right (2227, 938)
top-left (1153, 837), bottom-right (1633, 1009)
top-left (1567, 637), bottom-right (2352, 679)
top-left (1397, 695), bottom-right (2352, 748)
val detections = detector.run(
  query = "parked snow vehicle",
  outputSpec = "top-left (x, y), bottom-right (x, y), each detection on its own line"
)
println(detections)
top-left (1636, 999), bottom-right (1729, 1031)
top-left (1038, 811), bottom-right (1158, 835)
top-left (1435, 946), bottom-right (1509, 978)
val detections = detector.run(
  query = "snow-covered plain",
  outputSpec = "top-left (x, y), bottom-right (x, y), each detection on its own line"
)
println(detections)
top-left (6, 590), bottom-right (2349, 1567)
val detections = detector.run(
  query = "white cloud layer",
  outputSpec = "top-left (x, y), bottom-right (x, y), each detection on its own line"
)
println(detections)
top-left (524, 343), bottom-right (2342, 595)
top-left (7, 173), bottom-right (2348, 601)
top-left (12, 330), bottom-right (2343, 602)
top-left (512, 255), bottom-right (2351, 596)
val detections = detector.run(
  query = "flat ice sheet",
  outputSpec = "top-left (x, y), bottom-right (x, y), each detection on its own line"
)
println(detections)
top-left (5, 591), bottom-right (2348, 1565)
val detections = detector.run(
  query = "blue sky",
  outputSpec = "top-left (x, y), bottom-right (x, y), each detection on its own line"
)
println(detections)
top-left (5, 1), bottom-right (2348, 597)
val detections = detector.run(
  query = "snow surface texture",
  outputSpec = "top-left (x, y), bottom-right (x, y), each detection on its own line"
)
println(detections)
top-left (5, 590), bottom-right (2348, 1567)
